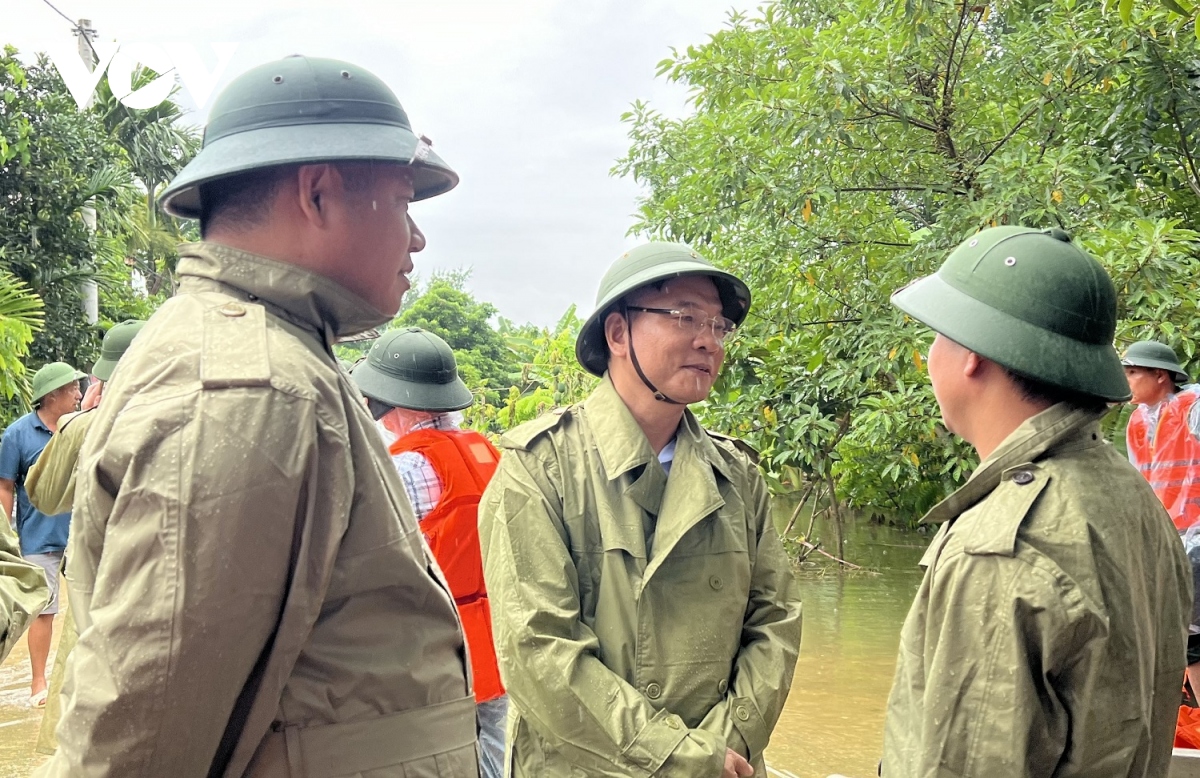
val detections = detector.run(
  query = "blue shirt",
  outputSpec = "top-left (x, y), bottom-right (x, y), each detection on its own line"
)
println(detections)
top-left (0, 410), bottom-right (70, 555)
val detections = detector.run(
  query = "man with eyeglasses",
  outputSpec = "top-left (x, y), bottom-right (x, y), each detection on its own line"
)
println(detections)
top-left (479, 242), bottom-right (802, 778)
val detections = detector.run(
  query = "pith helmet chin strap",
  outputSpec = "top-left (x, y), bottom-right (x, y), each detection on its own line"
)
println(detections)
top-left (623, 303), bottom-right (685, 405)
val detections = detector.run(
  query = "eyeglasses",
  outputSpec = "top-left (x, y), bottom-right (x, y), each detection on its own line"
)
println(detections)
top-left (625, 306), bottom-right (738, 342)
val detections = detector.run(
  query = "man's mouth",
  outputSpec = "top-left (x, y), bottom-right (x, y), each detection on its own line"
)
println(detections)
top-left (684, 365), bottom-right (713, 375)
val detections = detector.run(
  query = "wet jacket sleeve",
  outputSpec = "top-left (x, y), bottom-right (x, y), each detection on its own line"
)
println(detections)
top-left (480, 449), bottom-right (726, 777)
top-left (42, 387), bottom-right (317, 776)
top-left (898, 551), bottom-right (1101, 777)
top-left (27, 416), bottom-right (88, 516)
top-left (0, 518), bottom-right (48, 661)
top-left (691, 467), bottom-right (801, 762)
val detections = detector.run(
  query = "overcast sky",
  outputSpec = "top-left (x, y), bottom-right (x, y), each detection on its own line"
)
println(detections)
top-left (5, 0), bottom-right (753, 327)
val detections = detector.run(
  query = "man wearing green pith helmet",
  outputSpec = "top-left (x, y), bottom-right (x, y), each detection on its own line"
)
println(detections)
top-left (881, 227), bottom-right (1192, 777)
top-left (0, 360), bottom-right (82, 708)
top-left (39, 57), bottom-right (478, 777)
top-left (479, 242), bottom-right (802, 777)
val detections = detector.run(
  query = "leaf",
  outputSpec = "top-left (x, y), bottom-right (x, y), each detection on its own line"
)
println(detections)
top-left (1052, 189), bottom-right (1063, 203)
top-left (980, 4), bottom-right (991, 21)
top-left (1042, 71), bottom-right (1053, 86)
top-left (802, 198), bottom-right (813, 222)
top-left (913, 349), bottom-right (925, 371)
top-left (1118, 0), bottom-right (1133, 23)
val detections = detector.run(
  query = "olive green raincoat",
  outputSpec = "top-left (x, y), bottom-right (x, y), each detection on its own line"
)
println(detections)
top-left (26, 408), bottom-right (93, 755)
top-left (27, 409), bottom-right (94, 517)
top-left (37, 243), bottom-right (477, 778)
top-left (480, 378), bottom-right (802, 777)
top-left (0, 516), bottom-right (48, 661)
top-left (883, 404), bottom-right (1192, 777)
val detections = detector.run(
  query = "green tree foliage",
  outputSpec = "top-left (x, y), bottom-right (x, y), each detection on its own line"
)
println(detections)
top-left (617, 0), bottom-right (1200, 521)
top-left (0, 49), bottom-right (198, 425)
top-left (0, 50), bottom-right (128, 382)
top-left (471, 306), bottom-right (598, 432)
top-left (395, 275), bottom-right (516, 401)
top-left (92, 66), bottom-right (200, 295)
top-left (338, 275), bottom-right (597, 435)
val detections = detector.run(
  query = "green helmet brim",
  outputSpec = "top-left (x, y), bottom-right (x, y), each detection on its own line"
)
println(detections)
top-left (351, 360), bottom-right (473, 413)
top-left (893, 273), bottom-right (1131, 402)
top-left (90, 356), bottom-right (119, 383)
top-left (575, 262), bottom-right (751, 377)
top-left (31, 367), bottom-right (87, 403)
top-left (159, 122), bottom-right (459, 219)
top-left (1119, 357), bottom-right (1188, 384)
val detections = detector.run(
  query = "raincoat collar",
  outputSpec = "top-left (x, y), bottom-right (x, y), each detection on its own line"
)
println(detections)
top-left (176, 242), bottom-right (392, 339)
top-left (922, 403), bottom-right (1104, 525)
top-left (583, 376), bottom-right (732, 483)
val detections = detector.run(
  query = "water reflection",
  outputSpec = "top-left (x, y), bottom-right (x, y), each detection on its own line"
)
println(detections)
top-left (765, 504), bottom-right (930, 778)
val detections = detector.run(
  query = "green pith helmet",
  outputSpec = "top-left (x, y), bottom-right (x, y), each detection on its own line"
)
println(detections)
top-left (31, 362), bottom-right (86, 403)
top-left (892, 226), bottom-right (1130, 401)
top-left (1121, 340), bottom-right (1189, 384)
top-left (351, 328), bottom-right (472, 412)
top-left (159, 56), bottom-right (458, 219)
top-left (92, 320), bottom-right (146, 382)
top-left (575, 242), bottom-right (751, 376)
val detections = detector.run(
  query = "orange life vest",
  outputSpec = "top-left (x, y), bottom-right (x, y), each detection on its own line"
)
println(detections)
top-left (1128, 390), bottom-right (1200, 531)
top-left (390, 427), bottom-right (504, 702)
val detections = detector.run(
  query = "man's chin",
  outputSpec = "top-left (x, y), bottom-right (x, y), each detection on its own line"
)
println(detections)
top-left (664, 378), bottom-right (715, 404)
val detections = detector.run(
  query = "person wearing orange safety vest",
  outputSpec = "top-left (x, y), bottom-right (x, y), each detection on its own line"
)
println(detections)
top-left (1123, 340), bottom-right (1200, 533)
top-left (352, 326), bottom-right (506, 778)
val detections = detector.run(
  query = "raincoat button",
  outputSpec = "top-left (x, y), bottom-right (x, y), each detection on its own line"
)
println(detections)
top-left (1012, 470), bottom-right (1035, 485)
top-left (666, 717), bottom-right (680, 730)
top-left (218, 303), bottom-right (246, 317)
top-left (709, 575), bottom-right (723, 590)
top-left (735, 705), bottom-right (750, 721)
top-left (717, 679), bottom-right (728, 694)
top-left (646, 682), bottom-right (662, 699)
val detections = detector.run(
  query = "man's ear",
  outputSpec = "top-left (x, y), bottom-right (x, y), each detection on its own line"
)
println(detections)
top-left (963, 350), bottom-right (984, 378)
top-left (295, 164), bottom-right (339, 227)
top-left (604, 311), bottom-right (629, 359)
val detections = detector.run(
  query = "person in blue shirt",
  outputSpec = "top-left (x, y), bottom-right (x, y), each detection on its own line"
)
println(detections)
top-left (0, 361), bottom-right (84, 707)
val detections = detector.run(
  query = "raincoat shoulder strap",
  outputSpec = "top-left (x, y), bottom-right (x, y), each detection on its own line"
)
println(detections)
top-left (963, 464), bottom-right (1051, 557)
top-left (499, 406), bottom-right (572, 451)
top-left (706, 430), bottom-right (760, 464)
top-left (200, 298), bottom-right (271, 389)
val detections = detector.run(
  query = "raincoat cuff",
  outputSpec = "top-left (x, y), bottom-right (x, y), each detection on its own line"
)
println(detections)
top-left (622, 710), bottom-right (690, 774)
top-left (730, 696), bottom-right (769, 757)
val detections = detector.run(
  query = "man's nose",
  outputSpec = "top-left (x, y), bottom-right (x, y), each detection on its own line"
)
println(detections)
top-left (409, 217), bottom-right (426, 253)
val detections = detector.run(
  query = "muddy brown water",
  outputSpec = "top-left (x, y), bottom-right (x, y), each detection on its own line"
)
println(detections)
top-left (0, 591), bottom-right (59, 777)
top-left (0, 510), bottom-right (926, 777)
top-left (763, 508), bottom-right (928, 778)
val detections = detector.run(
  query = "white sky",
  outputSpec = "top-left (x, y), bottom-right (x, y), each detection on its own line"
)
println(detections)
top-left (4, 0), bottom-right (753, 327)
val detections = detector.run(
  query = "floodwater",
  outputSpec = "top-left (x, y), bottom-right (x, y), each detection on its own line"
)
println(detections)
top-left (0, 511), bottom-right (927, 778)
top-left (763, 508), bottom-right (929, 778)
top-left (0, 593), bottom-right (59, 776)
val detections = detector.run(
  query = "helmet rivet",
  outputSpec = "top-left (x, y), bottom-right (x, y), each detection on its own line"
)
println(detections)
top-left (968, 239), bottom-right (978, 247)
top-left (341, 70), bottom-right (351, 79)
top-left (1004, 257), bottom-right (1017, 266)
top-left (272, 75), bottom-right (284, 84)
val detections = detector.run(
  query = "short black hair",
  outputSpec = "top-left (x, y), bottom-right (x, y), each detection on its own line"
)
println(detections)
top-left (1005, 369), bottom-right (1108, 414)
top-left (199, 165), bottom-right (297, 237)
top-left (197, 162), bottom-right (402, 238)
